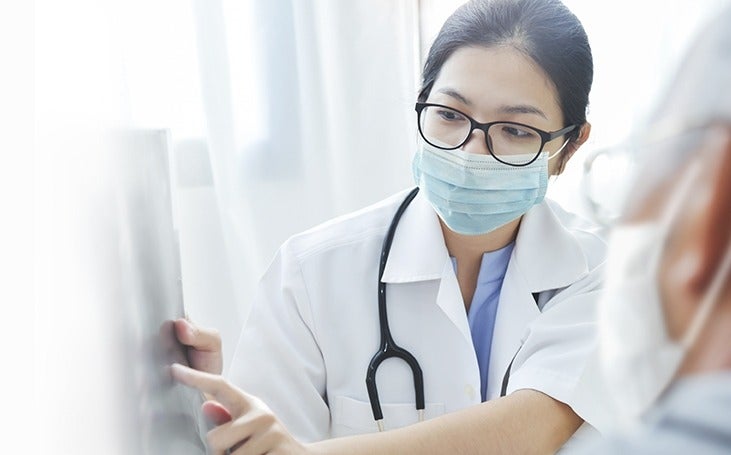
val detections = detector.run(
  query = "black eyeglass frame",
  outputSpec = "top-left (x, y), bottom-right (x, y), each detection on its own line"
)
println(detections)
top-left (415, 102), bottom-right (577, 167)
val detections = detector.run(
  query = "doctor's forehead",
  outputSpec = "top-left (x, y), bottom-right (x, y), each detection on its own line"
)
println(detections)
top-left (429, 46), bottom-right (561, 121)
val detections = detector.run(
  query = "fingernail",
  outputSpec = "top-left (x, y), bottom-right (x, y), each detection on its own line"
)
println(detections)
top-left (179, 318), bottom-right (195, 337)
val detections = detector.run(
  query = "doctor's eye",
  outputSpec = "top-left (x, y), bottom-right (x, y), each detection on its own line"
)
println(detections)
top-left (496, 124), bottom-right (538, 140)
top-left (435, 108), bottom-right (467, 123)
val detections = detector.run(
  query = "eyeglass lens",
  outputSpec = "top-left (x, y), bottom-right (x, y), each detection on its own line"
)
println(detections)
top-left (419, 105), bottom-right (543, 165)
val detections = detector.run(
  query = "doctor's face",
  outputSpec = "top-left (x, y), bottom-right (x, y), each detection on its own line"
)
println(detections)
top-left (425, 46), bottom-right (569, 175)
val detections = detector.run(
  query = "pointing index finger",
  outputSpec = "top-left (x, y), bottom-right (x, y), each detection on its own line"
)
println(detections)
top-left (170, 363), bottom-right (249, 417)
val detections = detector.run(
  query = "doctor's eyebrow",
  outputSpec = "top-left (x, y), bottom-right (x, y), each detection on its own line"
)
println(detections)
top-left (497, 104), bottom-right (548, 120)
top-left (435, 88), bottom-right (473, 106)
top-left (434, 87), bottom-right (548, 120)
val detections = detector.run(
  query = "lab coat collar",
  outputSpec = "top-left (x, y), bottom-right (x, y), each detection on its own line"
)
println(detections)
top-left (380, 191), bottom-right (591, 368)
top-left (380, 188), bottom-right (449, 284)
top-left (381, 191), bottom-right (589, 291)
top-left (380, 189), bottom-right (474, 354)
top-left (513, 199), bottom-right (589, 292)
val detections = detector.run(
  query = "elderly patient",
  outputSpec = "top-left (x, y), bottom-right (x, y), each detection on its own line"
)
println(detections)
top-left (582, 5), bottom-right (731, 454)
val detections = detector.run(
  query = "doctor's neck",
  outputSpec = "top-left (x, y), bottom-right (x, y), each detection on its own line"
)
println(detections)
top-left (441, 216), bottom-right (522, 258)
top-left (441, 216), bottom-right (521, 311)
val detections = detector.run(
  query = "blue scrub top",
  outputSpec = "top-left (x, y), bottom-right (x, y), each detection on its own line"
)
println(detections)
top-left (451, 241), bottom-right (514, 402)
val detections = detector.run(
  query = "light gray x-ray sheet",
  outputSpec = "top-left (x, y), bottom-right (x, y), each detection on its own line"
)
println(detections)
top-left (109, 129), bottom-right (208, 454)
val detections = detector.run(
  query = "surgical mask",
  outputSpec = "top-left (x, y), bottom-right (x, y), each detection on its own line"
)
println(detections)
top-left (411, 141), bottom-right (548, 235)
top-left (598, 161), bottom-right (731, 426)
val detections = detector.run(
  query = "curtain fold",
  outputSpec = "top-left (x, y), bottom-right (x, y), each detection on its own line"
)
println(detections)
top-left (189, 0), bottom-right (420, 366)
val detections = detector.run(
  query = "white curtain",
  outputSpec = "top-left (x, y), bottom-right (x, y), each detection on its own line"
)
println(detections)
top-left (184, 0), bottom-right (420, 368)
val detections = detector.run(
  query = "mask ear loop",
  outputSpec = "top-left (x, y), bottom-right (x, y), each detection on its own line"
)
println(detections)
top-left (547, 137), bottom-right (572, 161)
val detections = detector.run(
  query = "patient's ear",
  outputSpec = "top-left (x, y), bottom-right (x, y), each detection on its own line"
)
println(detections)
top-left (659, 129), bottom-right (731, 339)
top-left (691, 128), bottom-right (731, 294)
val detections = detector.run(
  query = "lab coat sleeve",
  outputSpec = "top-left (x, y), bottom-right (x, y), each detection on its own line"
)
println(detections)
top-left (226, 242), bottom-right (330, 442)
top-left (505, 271), bottom-right (610, 434)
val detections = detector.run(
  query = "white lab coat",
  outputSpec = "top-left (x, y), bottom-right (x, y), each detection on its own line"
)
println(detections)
top-left (228, 188), bottom-right (609, 450)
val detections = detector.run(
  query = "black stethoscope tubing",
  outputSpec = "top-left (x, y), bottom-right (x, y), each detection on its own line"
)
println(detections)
top-left (365, 186), bottom-right (517, 429)
top-left (366, 187), bottom-right (424, 429)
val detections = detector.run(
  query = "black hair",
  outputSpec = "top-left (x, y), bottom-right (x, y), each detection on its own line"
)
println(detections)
top-left (418, 0), bottom-right (593, 149)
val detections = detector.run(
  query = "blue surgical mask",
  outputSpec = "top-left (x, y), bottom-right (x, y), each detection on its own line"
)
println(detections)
top-left (412, 142), bottom-right (548, 235)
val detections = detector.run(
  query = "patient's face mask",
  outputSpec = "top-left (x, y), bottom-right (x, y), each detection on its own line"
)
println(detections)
top-left (598, 160), bottom-right (731, 425)
top-left (412, 141), bottom-right (548, 235)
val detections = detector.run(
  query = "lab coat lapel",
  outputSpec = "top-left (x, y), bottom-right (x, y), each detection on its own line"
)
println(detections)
top-left (487, 200), bottom-right (590, 398)
top-left (435, 260), bottom-right (473, 345)
top-left (380, 189), bottom-right (447, 284)
top-left (486, 257), bottom-right (539, 398)
top-left (380, 190), bottom-right (473, 345)
top-left (516, 199), bottom-right (590, 292)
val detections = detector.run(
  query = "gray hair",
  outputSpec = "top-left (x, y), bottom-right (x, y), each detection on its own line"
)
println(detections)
top-left (653, 4), bottom-right (731, 129)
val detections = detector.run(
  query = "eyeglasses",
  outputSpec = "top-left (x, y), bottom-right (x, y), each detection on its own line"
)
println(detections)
top-left (415, 102), bottom-right (576, 166)
top-left (581, 124), bottom-right (722, 226)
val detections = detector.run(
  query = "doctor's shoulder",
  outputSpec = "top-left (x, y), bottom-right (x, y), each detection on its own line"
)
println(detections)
top-left (544, 198), bottom-right (608, 271)
top-left (273, 188), bottom-right (416, 266)
top-left (531, 199), bottom-right (608, 309)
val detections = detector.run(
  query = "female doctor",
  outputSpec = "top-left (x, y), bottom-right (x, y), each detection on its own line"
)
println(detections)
top-left (174, 0), bottom-right (606, 453)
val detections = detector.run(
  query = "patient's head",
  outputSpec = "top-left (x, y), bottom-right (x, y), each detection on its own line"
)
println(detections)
top-left (597, 5), bottom-right (731, 423)
top-left (625, 5), bottom-right (731, 355)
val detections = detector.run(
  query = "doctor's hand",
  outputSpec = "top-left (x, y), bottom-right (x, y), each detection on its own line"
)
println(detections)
top-left (174, 318), bottom-right (223, 375)
top-left (171, 363), bottom-right (309, 455)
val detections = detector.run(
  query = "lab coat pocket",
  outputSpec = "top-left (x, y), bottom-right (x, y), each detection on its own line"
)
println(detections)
top-left (331, 395), bottom-right (445, 437)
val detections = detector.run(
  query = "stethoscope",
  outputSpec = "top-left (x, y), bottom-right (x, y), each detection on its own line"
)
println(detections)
top-left (365, 187), bottom-right (521, 431)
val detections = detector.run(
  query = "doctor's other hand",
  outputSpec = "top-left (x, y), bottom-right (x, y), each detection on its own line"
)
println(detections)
top-left (174, 318), bottom-right (223, 375)
top-left (170, 363), bottom-right (308, 455)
